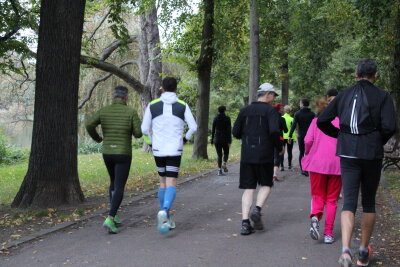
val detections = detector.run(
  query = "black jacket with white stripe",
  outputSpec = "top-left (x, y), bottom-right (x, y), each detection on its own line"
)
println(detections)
top-left (317, 80), bottom-right (397, 160)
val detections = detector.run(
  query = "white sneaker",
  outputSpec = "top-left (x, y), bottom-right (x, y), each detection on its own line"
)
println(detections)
top-left (324, 235), bottom-right (334, 244)
top-left (310, 216), bottom-right (320, 240)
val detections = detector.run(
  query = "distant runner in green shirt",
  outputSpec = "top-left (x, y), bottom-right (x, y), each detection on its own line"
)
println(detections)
top-left (282, 105), bottom-right (296, 170)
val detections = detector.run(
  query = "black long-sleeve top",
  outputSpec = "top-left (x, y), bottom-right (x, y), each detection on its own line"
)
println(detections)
top-left (317, 80), bottom-right (397, 160)
top-left (232, 102), bottom-right (282, 164)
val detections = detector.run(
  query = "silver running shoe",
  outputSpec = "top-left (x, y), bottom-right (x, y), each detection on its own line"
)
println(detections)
top-left (310, 216), bottom-right (320, 240)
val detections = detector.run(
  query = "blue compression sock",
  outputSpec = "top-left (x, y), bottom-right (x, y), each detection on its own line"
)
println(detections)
top-left (158, 188), bottom-right (166, 209)
top-left (163, 186), bottom-right (176, 211)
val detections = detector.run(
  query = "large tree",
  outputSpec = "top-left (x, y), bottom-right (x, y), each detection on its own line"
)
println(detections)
top-left (390, 0), bottom-right (400, 138)
top-left (12, 0), bottom-right (86, 207)
top-left (248, 0), bottom-right (260, 103)
top-left (192, 0), bottom-right (215, 159)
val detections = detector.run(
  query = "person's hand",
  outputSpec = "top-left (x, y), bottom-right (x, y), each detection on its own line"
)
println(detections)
top-left (279, 149), bottom-right (284, 156)
top-left (183, 137), bottom-right (188, 144)
top-left (288, 138), bottom-right (292, 144)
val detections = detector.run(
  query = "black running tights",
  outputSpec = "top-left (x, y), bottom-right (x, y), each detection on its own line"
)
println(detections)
top-left (215, 143), bottom-right (230, 168)
top-left (103, 154), bottom-right (132, 217)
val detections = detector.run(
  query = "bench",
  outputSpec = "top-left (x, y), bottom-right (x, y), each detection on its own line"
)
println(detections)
top-left (383, 137), bottom-right (400, 170)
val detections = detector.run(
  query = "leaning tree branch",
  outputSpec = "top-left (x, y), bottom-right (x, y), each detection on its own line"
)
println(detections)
top-left (81, 56), bottom-right (144, 94)
top-left (22, 40), bottom-right (145, 96)
top-left (78, 60), bottom-right (138, 109)
top-left (88, 8), bottom-right (112, 42)
top-left (0, 0), bottom-right (21, 41)
top-left (99, 35), bottom-right (138, 61)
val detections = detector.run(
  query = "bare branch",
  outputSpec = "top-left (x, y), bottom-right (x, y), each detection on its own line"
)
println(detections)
top-left (99, 35), bottom-right (138, 61)
top-left (88, 8), bottom-right (112, 42)
top-left (9, 119), bottom-right (33, 124)
top-left (81, 56), bottom-right (143, 94)
top-left (78, 60), bottom-right (138, 109)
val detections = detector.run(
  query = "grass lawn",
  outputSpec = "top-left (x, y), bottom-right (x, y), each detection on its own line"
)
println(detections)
top-left (0, 141), bottom-right (241, 206)
top-left (384, 169), bottom-right (400, 204)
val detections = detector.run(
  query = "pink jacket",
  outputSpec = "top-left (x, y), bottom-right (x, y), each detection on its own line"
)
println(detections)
top-left (301, 117), bottom-right (341, 175)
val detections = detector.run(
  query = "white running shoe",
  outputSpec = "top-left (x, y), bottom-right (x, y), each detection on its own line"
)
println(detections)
top-left (157, 210), bottom-right (169, 235)
top-left (324, 235), bottom-right (334, 244)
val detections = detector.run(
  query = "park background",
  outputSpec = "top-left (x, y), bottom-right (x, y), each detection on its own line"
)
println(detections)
top-left (0, 0), bottom-right (399, 256)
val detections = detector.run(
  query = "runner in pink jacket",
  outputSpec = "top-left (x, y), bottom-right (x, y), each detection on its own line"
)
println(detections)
top-left (302, 96), bottom-right (341, 244)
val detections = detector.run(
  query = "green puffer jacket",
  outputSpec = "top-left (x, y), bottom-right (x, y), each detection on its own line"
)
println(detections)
top-left (85, 100), bottom-right (142, 155)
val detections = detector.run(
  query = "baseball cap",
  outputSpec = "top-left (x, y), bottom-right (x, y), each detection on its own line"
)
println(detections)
top-left (258, 83), bottom-right (279, 96)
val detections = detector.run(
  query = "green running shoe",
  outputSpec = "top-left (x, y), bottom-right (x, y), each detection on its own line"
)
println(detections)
top-left (114, 215), bottom-right (122, 226)
top-left (103, 217), bottom-right (119, 234)
top-left (167, 217), bottom-right (176, 229)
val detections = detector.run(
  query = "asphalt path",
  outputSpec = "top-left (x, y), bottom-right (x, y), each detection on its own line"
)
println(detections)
top-left (1, 158), bottom-right (348, 266)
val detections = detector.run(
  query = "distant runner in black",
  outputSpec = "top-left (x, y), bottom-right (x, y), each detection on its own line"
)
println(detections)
top-left (288, 98), bottom-right (315, 176)
top-left (211, 106), bottom-right (232, 176)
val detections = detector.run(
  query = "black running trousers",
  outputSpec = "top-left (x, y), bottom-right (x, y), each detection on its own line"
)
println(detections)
top-left (103, 154), bottom-right (132, 217)
top-left (298, 137), bottom-right (305, 171)
top-left (282, 139), bottom-right (293, 167)
top-left (215, 142), bottom-right (230, 168)
top-left (340, 157), bottom-right (382, 214)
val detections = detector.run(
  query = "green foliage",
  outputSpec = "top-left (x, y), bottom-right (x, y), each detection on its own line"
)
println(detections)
top-left (0, 0), bottom-right (39, 74)
top-left (78, 139), bottom-right (103, 154)
top-left (0, 128), bottom-right (28, 165)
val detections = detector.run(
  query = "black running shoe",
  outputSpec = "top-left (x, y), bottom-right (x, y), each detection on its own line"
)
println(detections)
top-left (240, 221), bottom-right (255, 235)
top-left (250, 208), bottom-right (264, 230)
top-left (357, 246), bottom-right (372, 266)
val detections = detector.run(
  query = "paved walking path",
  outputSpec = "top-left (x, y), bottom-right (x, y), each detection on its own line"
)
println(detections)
top-left (1, 159), bottom-right (348, 267)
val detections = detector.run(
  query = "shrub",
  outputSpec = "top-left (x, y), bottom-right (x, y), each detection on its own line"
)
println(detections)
top-left (0, 129), bottom-right (28, 165)
top-left (78, 139), bottom-right (103, 154)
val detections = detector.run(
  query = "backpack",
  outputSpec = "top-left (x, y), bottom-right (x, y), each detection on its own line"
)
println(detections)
top-left (340, 84), bottom-right (377, 135)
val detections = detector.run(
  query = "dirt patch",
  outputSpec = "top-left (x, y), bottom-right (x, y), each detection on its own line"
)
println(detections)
top-left (352, 189), bottom-right (400, 266)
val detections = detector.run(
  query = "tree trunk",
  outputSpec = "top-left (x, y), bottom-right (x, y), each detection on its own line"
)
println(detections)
top-left (12, 0), bottom-right (86, 208)
top-left (391, 1), bottom-right (400, 140)
top-left (280, 55), bottom-right (289, 105)
top-left (139, 7), bottom-right (162, 152)
top-left (145, 8), bottom-right (162, 100)
top-left (248, 0), bottom-right (260, 104)
top-left (193, 0), bottom-right (214, 159)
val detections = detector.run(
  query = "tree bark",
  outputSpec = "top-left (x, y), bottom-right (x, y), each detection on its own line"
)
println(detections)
top-left (138, 7), bottom-right (162, 152)
top-left (391, 0), bottom-right (400, 140)
top-left (145, 8), bottom-right (162, 100)
top-left (12, 0), bottom-right (86, 208)
top-left (280, 54), bottom-right (289, 105)
top-left (248, 0), bottom-right (260, 104)
top-left (193, 0), bottom-right (214, 159)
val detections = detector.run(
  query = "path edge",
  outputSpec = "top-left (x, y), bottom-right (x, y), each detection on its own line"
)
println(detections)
top-left (4, 162), bottom-right (238, 250)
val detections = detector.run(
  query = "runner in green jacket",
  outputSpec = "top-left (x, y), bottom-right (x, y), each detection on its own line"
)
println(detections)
top-left (86, 86), bottom-right (142, 234)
